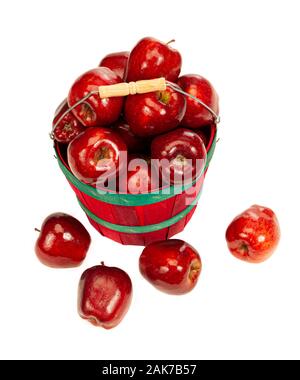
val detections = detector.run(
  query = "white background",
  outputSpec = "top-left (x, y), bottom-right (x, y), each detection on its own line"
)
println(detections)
top-left (0, 0), bottom-right (299, 360)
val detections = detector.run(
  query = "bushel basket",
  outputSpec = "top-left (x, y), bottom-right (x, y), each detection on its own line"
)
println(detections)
top-left (53, 78), bottom-right (219, 245)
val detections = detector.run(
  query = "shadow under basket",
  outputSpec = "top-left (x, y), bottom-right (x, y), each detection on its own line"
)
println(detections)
top-left (54, 125), bottom-right (217, 246)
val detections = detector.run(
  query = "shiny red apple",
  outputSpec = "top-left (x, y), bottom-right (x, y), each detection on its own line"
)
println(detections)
top-left (99, 51), bottom-right (129, 80)
top-left (68, 67), bottom-right (123, 127)
top-left (78, 263), bottom-right (132, 329)
top-left (151, 128), bottom-right (206, 184)
top-left (195, 128), bottom-right (209, 147)
top-left (52, 99), bottom-right (84, 143)
top-left (139, 239), bottom-right (202, 295)
top-left (177, 74), bottom-right (219, 128)
top-left (112, 120), bottom-right (147, 153)
top-left (35, 213), bottom-right (91, 268)
top-left (67, 127), bottom-right (127, 185)
top-left (226, 205), bottom-right (281, 263)
top-left (125, 37), bottom-right (182, 82)
top-left (126, 155), bottom-right (158, 194)
top-left (124, 84), bottom-right (186, 137)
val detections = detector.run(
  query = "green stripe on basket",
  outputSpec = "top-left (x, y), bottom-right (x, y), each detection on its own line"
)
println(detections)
top-left (77, 192), bottom-right (201, 234)
top-left (55, 131), bottom-right (216, 207)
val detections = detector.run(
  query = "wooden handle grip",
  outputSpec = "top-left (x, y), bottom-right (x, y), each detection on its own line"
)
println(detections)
top-left (98, 78), bottom-right (166, 98)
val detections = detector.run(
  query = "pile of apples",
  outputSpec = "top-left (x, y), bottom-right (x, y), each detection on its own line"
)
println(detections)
top-left (52, 36), bottom-right (219, 188)
top-left (35, 206), bottom-right (280, 329)
top-left (34, 37), bottom-right (281, 330)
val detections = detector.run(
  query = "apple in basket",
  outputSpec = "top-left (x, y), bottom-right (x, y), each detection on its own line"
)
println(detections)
top-left (139, 239), bottom-right (202, 295)
top-left (124, 84), bottom-right (186, 137)
top-left (119, 154), bottom-right (160, 194)
top-left (195, 127), bottom-right (209, 148)
top-left (99, 51), bottom-right (129, 80)
top-left (67, 127), bottom-right (127, 185)
top-left (68, 67), bottom-right (123, 128)
top-left (151, 128), bottom-right (207, 185)
top-left (78, 263), bottom-right (132, 329)
top-left (226, 205), bottom-right (280, 263)
top-left (112, 120), bottom-right (148, 153)
top-left (52, 99), bottom-right (84, 143)
top-left (177, 74), bottom-right (219, 128)
top-left (125, 36), bottom-right (182, 82)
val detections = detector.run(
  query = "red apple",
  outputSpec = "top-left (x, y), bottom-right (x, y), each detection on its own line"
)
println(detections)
top-left (112, 120), bottom-right (147, 153)
top-left (127, 163), bottom-right (151, 194)
top-left (78, 263), bottom-right (132, 329)
top-left (52, 99), bottom-right (84, 143)
top-left (99, 51), bottom-right (129, 80)
top-left (35, 213), bottom-right (91, 268)
top-left (124, 84), bottom-right (186, 137)
top-left (125, 37), bottom-right (182, 82)
top-left (195, 128), bottom-right (209, 147)
top-left (125, 155), bottom-right (159, 194)
top-left (68, 67), bottom-right (123, 127)
top-left (177, 74), bottom-right (219, 128)
top-left (226, 205), bottom-right (281, 263)
top-left (67, 127), bottom-right (127, 185)
top-left (139, 239), bottom-right (202, 295)
top-left (151, 128), bottom-right (206, 185)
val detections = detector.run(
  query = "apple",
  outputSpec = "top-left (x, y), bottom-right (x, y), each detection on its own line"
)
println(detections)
top-left (52, 99), bottom-right (84, 143)
top-left (125, 37), bottom-right (182, 82)
top-left (151, 128), bottom-right (206, 185)
top-left (124, 84), bottom-right (186, 137)
top-left (67, 127), bottom-right (127, 185)
top-left (123, 154), bottom-right (159, 194)
top-left (68, 67), bottom-right (123, 127)
top-left (195, 128), bottom-right (209, 148)
top-left (127, 156), bottom-right (152, 194)
top-left (99, 51), bottom-right (129, 80)
top-left (78, 263), bottom-right (132, 329)
top-left (118, 154), bottom-right (158, 194)
top-left (112, 120), bottom-right (147, 153)
top-left (226, 205), bottom-right (281, 263)
top-left (139, 239), bottom-right (202, 295)
top-left (35, 213), bottom-right (91, 268)
top-left (177, 74), bottom-right (219, 128)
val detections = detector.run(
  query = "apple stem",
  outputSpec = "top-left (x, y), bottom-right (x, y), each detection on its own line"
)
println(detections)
top-left (101, 261), bottom-right (105, 266)
top-left (166, 39), bottom-right (175, 45)
top-left (34, 228), bottom-right (41, 233)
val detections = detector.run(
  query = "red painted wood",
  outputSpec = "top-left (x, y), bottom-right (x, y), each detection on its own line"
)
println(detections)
top-left (54, 122), bottom-right (216, 246)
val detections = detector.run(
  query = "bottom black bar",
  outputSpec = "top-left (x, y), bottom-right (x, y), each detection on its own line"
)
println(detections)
top-left (0, 360), bottom-right (276, 376)
top-left (3, 361), bottom-right (201, 377)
